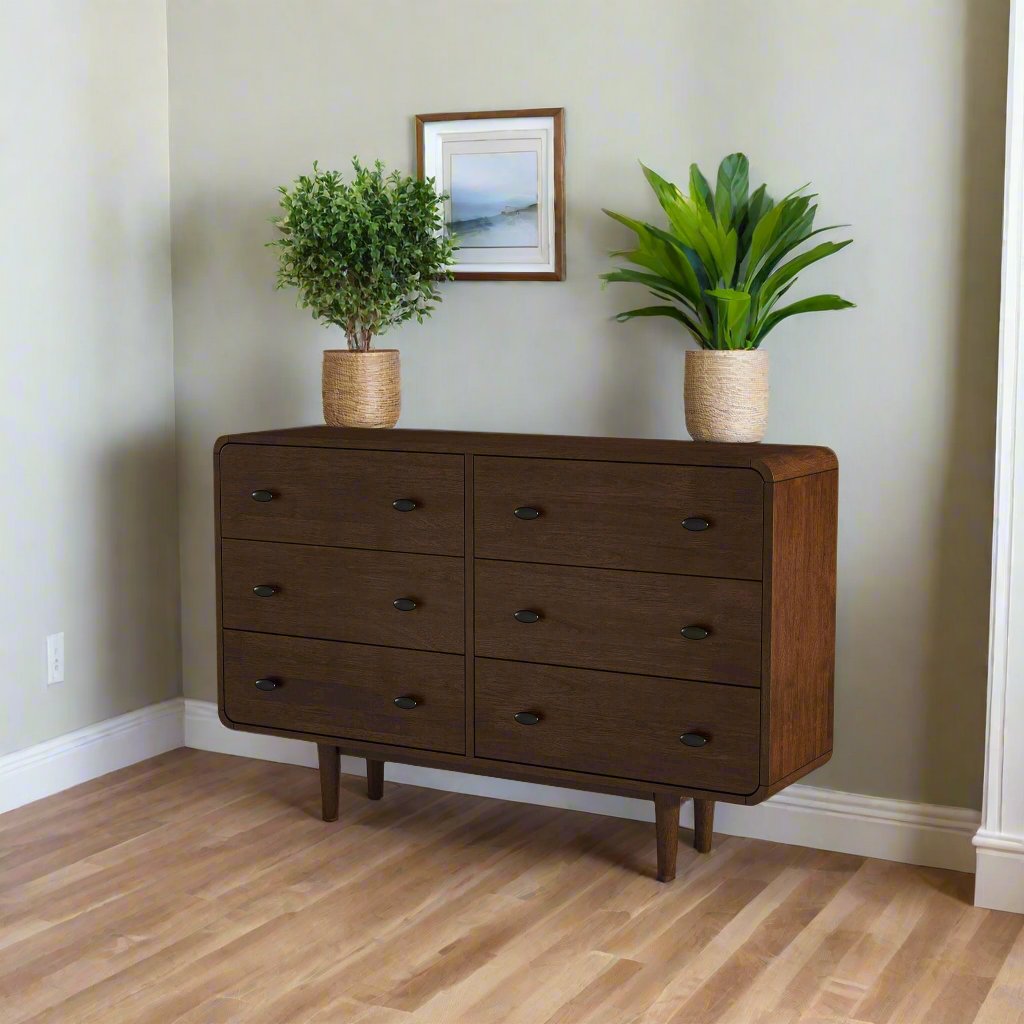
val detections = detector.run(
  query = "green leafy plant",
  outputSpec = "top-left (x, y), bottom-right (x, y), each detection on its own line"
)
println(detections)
top-left (269, 159), bottom-right (455, 351)
top-left (601, 154), bottom-right (854, 349)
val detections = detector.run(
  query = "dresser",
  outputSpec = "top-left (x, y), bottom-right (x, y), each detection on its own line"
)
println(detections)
top-left (215, 427), bottom-right (837, 882)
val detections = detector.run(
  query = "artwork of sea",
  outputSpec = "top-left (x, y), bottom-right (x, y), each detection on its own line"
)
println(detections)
top-left (448, 150), bottom-right (539, 248)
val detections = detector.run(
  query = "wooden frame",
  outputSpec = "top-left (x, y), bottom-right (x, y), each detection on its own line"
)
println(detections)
top-left (415, 108), bottom-right (565, 281)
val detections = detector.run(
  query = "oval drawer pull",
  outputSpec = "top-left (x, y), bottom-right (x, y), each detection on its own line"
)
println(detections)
top-left (394, 696), bottom-right (419, 710)
top-left (392, 498), bottom-right (418, 512)
top-left (254, 678), bottom-right (279, 691)
top-left (680, 732), bottom-right (709, 747)
top-left (513, 609), bottom-right (541, 624)
top-left (682, 516), bottom-right (710, 531)
top-left (513, 506), bottom-right (542, 520)
top-left (393, 597), bottom-right (417, 612)
top-left (251, 489), bottom-right (275, 503)
top-left (252, 584), bottom-right (278, 598)
top-left (514, 711), bottom-right (541, 726)
top-left (680, 624), bottom-right (710, 640)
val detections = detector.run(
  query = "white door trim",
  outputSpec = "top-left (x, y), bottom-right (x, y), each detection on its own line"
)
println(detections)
top-left (975, 0), bottom-right (1024, 913)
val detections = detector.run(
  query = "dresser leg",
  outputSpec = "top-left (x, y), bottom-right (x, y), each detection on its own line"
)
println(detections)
top-left (317, 744), bottom-right (340, 822)
top-left (693, 798), bottom-right (715, 853)
top-left (367, 759), bottom-right (384, 801)
top-left (654, 793), bottom-right (680, 882)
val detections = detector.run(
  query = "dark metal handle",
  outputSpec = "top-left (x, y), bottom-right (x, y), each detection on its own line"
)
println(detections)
top-left (682, 517), bottom-right (710, 532)
top-left (680, 732), bottom-right (709, 747)
top-left (513, 506), bottom-right (542, 520)
top-left (254, 678), bottom-right (278, 691)
top-left (394, 696), bottom-right (419, 710)
top-left (392, 498), bottom-right (418, 512)
top-left (680, 624), bottom-right (710, 640)
top-left (513, 609), bottom-right (541, 624)
top-left (253, 584), bottom-right (278, 598)
top-left (393, 597), bottom-right (417, 612)
top-left (251, 490), bottom-right (275, 503)
top-left (514, 711), bottom-right (541, 726)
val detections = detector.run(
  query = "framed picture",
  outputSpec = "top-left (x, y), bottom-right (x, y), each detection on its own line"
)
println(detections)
top-left (416, 108), bottom-right (565, 281)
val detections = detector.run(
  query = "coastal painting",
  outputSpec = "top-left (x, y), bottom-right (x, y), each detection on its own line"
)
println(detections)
top-left (416, 108), bottom-right (565, 280)
top-left (448, 151), bottom-right (539, 248)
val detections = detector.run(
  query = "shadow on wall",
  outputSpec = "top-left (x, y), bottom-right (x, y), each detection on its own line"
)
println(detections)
top-left (921, 3), bottom-right (1006, 809)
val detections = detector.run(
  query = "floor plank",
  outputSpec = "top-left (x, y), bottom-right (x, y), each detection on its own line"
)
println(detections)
top-left (0, 749), bottom-right (1016, 1024)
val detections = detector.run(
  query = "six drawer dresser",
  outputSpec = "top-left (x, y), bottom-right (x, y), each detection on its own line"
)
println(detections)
top-left (215, 427), bottom-right (838, 882)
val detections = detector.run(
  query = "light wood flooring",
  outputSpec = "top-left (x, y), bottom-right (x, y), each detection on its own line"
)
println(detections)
top-left (1, 748), bottom-right (1021, 1023)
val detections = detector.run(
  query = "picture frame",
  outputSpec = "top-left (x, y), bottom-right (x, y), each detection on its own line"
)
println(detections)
top-left (415, 108), bottom-right (565, 281)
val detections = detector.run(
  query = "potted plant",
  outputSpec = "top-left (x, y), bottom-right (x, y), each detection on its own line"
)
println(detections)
top-left (601, 154), bottom-right (854, 442)
top-left (270, 159), bottom-right (455, 428)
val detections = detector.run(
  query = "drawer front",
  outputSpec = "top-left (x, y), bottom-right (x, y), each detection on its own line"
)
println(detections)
top-left (220, 444), bottom-right (463, 555)
top-left (223, 630), bottom-right (464, 753)
top-left (222, 539), bottom-right (464, 653)
top-left (475, 560), bottom-right (761, 685)
top-left (475, 660), bottom-right (760, 793)
top-left (474, 457), bottom-right (763, 578)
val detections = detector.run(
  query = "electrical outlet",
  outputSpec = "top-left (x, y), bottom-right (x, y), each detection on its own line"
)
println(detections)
top-left (46, 632), bottom-right (64, 685)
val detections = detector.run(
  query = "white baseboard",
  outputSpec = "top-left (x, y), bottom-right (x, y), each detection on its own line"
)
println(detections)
top-left (973, 832), bottom-right (1024, 912)
top-left (0, 698), bottom-right (185, 815)
top-left (183, 698), bottom-right (981, 874)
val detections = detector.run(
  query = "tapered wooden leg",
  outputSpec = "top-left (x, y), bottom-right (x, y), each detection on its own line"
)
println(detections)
top-left (693, 798), bottom-right (715, 853)
top-left (654, 793), bottom-right (680, 883)
top-left (317, 743), bottom-right (340, 822)
top-left (367, 759), bottom-right (384, 801)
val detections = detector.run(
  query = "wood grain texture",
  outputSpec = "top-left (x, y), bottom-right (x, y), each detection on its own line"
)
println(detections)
top-left (474, 660), bottom-right (760, 793)
top-left (366, 759), bottom-right (384, 800)
top-left (474, 456), bottom-right (764, 579)
top-left (654, 793), bottom-right (681, 882)
top-left (221, 539), bottom-right (464, 654)
top-left (766, 470), bottom-right (838, 784)
top-left (475, 559), bottom-right (762, 685)
top-left (1, 750), bottom-right (1016, 1024)
top-left (317, 743), bottom-right (339, 821)
top-left (222, 630), bottom-right (466, 754)
top-left (219, 444), bottom-right (464, 555)
top-left (694, 798), bottom-right (715, 854)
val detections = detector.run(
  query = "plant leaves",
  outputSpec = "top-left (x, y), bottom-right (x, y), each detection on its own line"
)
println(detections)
top-left (754, 293), bottom-right (855, 343)
top-left (714, 153), bottom-right (749, 229)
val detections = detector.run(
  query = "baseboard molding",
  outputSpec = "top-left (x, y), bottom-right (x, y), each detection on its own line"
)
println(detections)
top-left (0, 698), bottom-right (185, 815)
top-left (183, 698), bottom-right (980, 874)
top-left (973, 831), bottom-right (1024, 912)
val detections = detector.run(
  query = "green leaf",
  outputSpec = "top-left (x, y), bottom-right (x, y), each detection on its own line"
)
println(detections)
top-left (754, 293), bottom-right (855, 343)
top-left (613, 304), bottom-right (707, 340)
top-left (689, 163), bottom-right (715, 217)
top-left (706, 287), bottom-right (752, 348)
top-left (760, 239), bottom-right (852, 305)
top-left (714, 153), bottom-right (749, 228)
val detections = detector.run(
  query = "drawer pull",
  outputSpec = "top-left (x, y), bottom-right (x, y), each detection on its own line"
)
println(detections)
top-left (392, 498), bottom-right (418, 512)
top-left (251, 489), bottom-right (275, 503)
top-left (680, 732), bottom-right (709, 747)
top-left (680, 624), bottom-right (710, 640)
top-left (252, 584), bottom-right (278, 598)
top-left (513, 506), bottom-right (542, 520)
top-left (254, 678), bottom-right (279, 691)
top-left (393, 597), bottom-right (417, 612)
top-left (514, 711), bottom-right (541, 726)
top-left (682, 516), bottom-right (710, 531)
top-left (394, 696), bottom-right (419, 710)
top-left (513, 609), bottom-right (541, 624)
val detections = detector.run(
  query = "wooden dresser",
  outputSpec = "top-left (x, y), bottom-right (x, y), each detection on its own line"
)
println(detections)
top-left (215, 427), bottom-right (837, 881)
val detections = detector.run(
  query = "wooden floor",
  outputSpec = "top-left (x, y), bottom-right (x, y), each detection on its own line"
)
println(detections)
top-left (1, 750), bottom-right (1022, 1024)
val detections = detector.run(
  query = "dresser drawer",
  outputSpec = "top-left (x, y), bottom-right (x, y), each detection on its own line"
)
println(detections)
top-left (223, 630), bottom-right (465, 753)
top-left (220, 444), bottom-right (463, 555)
top-left (475, 560), bottom-right (761, 685)
top-left (475, 660), bottom-right (760, 793)
top-left (474, 457), bottom-right (762, 578)
top-left (222, 539), bottom-right (464, 653)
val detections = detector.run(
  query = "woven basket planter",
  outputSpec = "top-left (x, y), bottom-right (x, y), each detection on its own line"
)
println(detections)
top-left (684, 350), bottom-right (769, 443)
top-left (322, 349), bottom-right (401, 429)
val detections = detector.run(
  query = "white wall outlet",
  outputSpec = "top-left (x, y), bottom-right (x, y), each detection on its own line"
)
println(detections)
top-left (46, 632), bottom-right (64, 685)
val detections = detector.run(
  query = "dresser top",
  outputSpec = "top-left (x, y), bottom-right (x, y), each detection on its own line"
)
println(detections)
top-left (215, 427), bottom-right (836, 483)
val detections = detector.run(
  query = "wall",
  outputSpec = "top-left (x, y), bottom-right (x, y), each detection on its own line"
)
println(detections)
top-left (167, 0), bottom-right (1008, 810)
top-left (0, 1), bottom-right (179, 756)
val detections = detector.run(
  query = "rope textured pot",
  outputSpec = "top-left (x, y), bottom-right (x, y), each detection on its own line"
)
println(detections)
top-left (322, 349), bottom-right (400, 429)
top-left (685, 350), bottom-right (769, 443)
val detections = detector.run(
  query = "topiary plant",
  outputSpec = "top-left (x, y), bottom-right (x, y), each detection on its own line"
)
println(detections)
top-left (601, 154), bottom-right (854, 349)
top-left (269, 159), bottom-right (455, 351)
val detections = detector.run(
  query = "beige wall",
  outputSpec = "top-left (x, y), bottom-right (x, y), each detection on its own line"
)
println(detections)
top-left (0, 1), bottom-right (180, 756)
top-left (167, 0), bottom-right (1008, 809)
